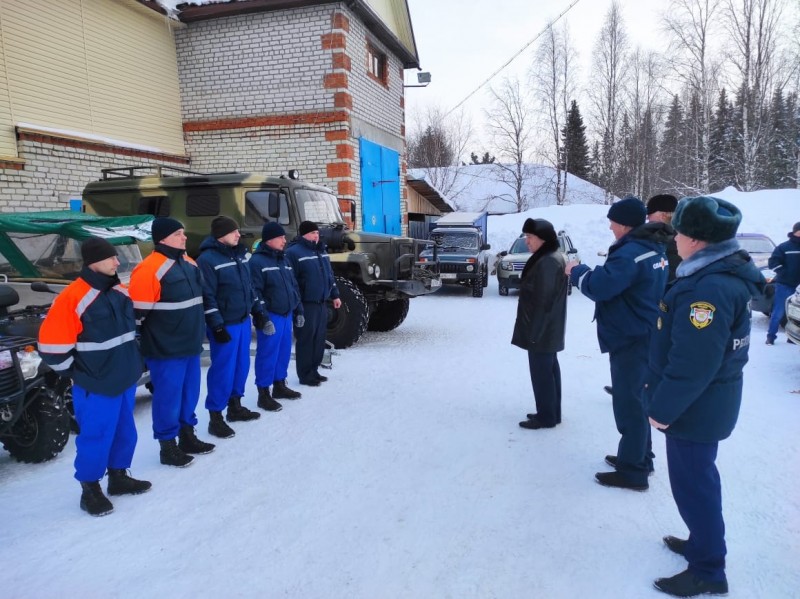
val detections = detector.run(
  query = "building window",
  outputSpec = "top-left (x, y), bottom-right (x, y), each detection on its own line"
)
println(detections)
top-left (367, 43), bottom-right (387, 86)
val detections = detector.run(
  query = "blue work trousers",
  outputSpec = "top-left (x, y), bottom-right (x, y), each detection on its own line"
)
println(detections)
top-left (205, 319), bottom-right (252, 411)
top-left (609, 339), bottom-right (652, 485)
top-left (73, 383), bottom-right (138, 482)
top-left (767, 283), bottom-right (795, 341)
top-left (254, 312), bottom-right (293, 388)
top-left (295, 302), bottom-right (327, 383)
top-left (666, 436), bottom-right (727, 583)
top-left (147, 355), bottom-right (200, 440)
top-left (527, 351), bottom-right (561, 426)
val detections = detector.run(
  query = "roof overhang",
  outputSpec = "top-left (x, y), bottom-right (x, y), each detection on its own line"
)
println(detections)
top-left (146, 0), bottom-right (419, 68)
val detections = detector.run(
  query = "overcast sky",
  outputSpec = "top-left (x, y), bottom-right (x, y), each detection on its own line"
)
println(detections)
top-left (403, 0), bottom-right (678, 152)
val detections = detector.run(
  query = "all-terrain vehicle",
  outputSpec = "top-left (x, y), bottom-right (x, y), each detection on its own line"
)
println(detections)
top-left (0, 211), bottom-right (153, 463)
top-left (82, 166), bottom-right (442, 348)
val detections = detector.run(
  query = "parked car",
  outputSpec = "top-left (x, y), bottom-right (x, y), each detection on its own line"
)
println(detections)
top-left (496, 230), bottom-right (579, 296)
top-left (736, 233), bottom-right (777, 315)
top-left (784, 285), bottom-right (800, 345)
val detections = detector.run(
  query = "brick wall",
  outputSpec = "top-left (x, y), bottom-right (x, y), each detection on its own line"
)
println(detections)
top-left (0, 136), bottom-right (187, 211)
top-left (176, 3), bottom-right (409, 233)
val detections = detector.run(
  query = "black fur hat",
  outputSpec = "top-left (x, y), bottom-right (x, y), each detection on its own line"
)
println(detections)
top-left (672, 196), bottom-right (742, 243)
top-left (647, 194), bottom-right (678, 215)
top-left (522, 218), bottom-right (557, 243)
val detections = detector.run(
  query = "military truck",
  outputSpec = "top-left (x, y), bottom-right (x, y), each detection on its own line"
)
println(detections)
top-left (82, 166), bottom-right (442, 349)
top-left (419, 212), bottom-right (491, 298)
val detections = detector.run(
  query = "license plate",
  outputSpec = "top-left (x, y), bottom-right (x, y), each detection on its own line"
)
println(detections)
top-left (430, 278), bottom-right (442, 288)
top-left (0, 350), bottom-right (12, 370)
top-left (440, 273), bottom-right (457, 280)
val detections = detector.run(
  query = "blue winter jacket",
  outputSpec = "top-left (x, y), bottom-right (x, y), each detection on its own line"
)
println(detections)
top-left (285, 237), bottom-right (340, 303)
top-left (196, 237), bottom-right (262, 329)
top-left (569, 223), bottom-right (670, 353)
top-left (768, 234), bottom-right (800, 288)
top-left (646, 241), bottom-right (765, 442)
top-left (248, 244), bottom-right (303, 319)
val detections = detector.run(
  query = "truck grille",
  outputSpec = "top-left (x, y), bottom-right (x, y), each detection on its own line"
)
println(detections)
top-left (439, 263), bottom-right (468, 274)
top-left (512, 262), bottom-right (526, 271)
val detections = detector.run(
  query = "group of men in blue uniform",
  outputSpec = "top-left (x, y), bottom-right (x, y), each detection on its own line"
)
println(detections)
top-left (567, 194), bottom-right (766, 597)
top-left (38, 216), bottom-right (339, 518)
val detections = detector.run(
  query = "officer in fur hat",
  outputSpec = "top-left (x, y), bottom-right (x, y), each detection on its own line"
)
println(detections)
top-left (647, 196), bottom-right (764, 597)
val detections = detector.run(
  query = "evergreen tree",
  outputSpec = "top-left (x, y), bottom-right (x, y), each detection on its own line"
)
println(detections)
top-left (613, 111), bottom-right (635, 197)
top-left (639, 108), bottom-right (658, 200)
top-left (589, 140), bottom-right (602, 188)
top-left (559, 100), bottom-right (589, 179)
top-left (709, 89), bottom-right (736, 191)
top-left (469, 151), bottom-right (496, 165)
top-left (658, 95), bottom-right (686, 193)
top-left (766, 88), bottom-right (793, 188)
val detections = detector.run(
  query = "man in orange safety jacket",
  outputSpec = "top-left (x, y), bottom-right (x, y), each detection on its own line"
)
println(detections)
top-left (38, 237), bottom-right (150, 517)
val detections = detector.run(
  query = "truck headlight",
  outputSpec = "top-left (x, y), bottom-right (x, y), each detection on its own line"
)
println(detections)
top-left (501, 261), bottom-right (513, 271)
top-left (17, 347), bottom-right (42, 380)
top-left (466, 264), bottom-right (474, 272)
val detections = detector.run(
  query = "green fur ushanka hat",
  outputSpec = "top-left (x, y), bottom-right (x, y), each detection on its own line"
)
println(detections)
top-left (672, 196), bottom-right (742, 243)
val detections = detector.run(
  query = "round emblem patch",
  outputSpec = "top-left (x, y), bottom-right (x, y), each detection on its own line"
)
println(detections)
top-left (689, 301), bottom-right (716, 329)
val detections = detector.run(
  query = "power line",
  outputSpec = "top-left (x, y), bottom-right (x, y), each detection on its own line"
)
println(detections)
top-left (445, 0), bottom-right (585, 116)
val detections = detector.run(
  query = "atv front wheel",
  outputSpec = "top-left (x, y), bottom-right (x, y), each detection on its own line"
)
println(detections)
top-left (2, 386), bottom-right (70, 463)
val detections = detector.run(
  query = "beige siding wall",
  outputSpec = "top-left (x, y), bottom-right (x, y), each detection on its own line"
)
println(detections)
top-left (0, 0), bottom-right (185, 158)
top-left (364, 0), bottom-right (416, 58)
top-left (0, 18), bottom-right (14, 158)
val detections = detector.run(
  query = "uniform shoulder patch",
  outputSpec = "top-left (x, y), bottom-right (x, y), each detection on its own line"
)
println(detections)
top-left (689, 301), bottom-right (716, 329)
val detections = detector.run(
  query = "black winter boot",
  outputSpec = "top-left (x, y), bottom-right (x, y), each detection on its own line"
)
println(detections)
top-left (653, 569), bottom-right (728, 597)
top-left (80, 481), bottom-right (114, 516)
top-left (178, 425), bottom-right (216, 455)
top-left (272, 380), bottom-right (301, 400)
top-left (159, 439), bottom-right (194, 467)
top-left (226, 396), bottom-right (261, 422)
top-left (208, 411), bottom-right (236, 438)
top-left (107, 469), bottom-right (152, 496)
top-left (257, 387), bottom-right (283, 412)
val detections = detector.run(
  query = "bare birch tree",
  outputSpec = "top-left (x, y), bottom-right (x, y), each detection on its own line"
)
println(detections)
top-left (484, 77), bottom-right (535, 212)
top-left (626, 49), bottom-right (667, 198)
top-left (530, 22), bottom-right (578, 205)
top-left (406, 104), bottom-right (474, 202)
top-left (587, 1), bottom-right (630, 203)
top-left (663, 0), bottom-right (722, 192)
top-left (722, 0), bottom-right (786, 190)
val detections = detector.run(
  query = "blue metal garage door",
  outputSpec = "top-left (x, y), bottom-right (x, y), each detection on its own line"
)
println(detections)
top-left (360, 138), bottom-right (400, 235)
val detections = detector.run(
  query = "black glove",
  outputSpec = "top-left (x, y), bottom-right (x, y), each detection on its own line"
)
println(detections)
top-left (294, 314), bottom-right (305, 328)
top-left (212, 326), bottom-right (231, 343)
top-left (253, 312), bottom-right (267, 330)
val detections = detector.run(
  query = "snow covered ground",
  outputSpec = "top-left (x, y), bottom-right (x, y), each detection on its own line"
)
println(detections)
top-left (2, 191), bottom-right (799, 598)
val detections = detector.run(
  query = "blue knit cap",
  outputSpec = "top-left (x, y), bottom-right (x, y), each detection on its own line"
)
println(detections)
top-left (607, 197), bottom-right (646, 227)
top-left (262, 221), bottom-right (286, 242)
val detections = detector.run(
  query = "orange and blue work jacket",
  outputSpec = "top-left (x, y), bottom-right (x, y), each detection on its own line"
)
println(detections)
top-left (38, 267), bottom-right (142, 397)
top-left (128, 244), bottom-right (205, 359)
